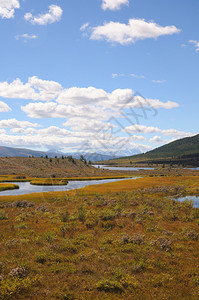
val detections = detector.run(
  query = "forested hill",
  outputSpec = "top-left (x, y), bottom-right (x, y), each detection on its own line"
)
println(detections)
top-left (103, 134), bottom-right (199, 167)
top-left (132, 134), bottom-right (199, 160)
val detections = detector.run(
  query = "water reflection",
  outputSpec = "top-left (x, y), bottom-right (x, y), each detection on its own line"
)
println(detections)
top-left (175, 196), bottom-right (199, 208)
top-left (93, 165), bottom-right (154, 171)
top-left (0, 177), bottom-right (136, 196)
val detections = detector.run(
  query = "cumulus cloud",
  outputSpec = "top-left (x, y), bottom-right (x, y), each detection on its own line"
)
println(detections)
top-left (0, 0), bottom-right (20, 19)
top-left (10, 126), bottom-right (71, 137)
top-left (125, 125), bottom-right (193, 138)
top-left (149, 136), bottom-right (167, 143)
top-left (0, 76), bottom-right (62, 101)
top-left (189, 40), bottom-right (199, 52)
top-left (101, 0), bottom-right (129, 11)
top-left (24, 5), bottom-right (63, 25)
top-left (57, 87), bottom-right (179, 110)
top-left (0, 118), bottom-right (40, 128)
top-left (0, 128), bottom-right (151, 154)
top-left (0, 75), bottom-right (182, 154)
top-left (0, 132), bottom-right (82, 149)
top-left (15, 33), bottom-right (38, 41)
top-left (21, 88), bottom-right (178, 121)
top-left (87, 18), bottom-right (181, 45)
top-left (0, 101), bottom-right (11, 112)
top-left (0, 77), bottom-right (178, 112)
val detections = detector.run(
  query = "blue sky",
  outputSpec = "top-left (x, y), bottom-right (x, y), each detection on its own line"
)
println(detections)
top-left (0, 0), bottom-right (198, 156)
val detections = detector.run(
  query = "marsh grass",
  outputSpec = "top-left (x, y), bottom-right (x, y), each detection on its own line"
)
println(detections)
top-left (0, 175), bottom-right (198, 299)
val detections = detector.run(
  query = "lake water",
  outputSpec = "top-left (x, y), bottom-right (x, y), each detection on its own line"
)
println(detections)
top-left (0, 177), bottom-right (136, 196)
top-left (93, 165), bottom-right (154, 171)
top-left (175, 196), bottom-right (199, 208)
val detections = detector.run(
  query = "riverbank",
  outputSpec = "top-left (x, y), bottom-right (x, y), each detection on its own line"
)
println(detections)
top-left (0, 183), bottom-right (19, 192)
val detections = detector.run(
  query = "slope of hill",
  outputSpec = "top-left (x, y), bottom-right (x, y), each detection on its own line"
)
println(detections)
top-left (133, 134), bottom-right (199, 160)
top-left (100, 134), bottom-right (199, 167)
top-left (0, 157), bottom-right (103, 178)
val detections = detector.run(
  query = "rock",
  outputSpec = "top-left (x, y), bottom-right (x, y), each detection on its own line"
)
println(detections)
top-left (187, 231), bottom-right (198, 241)
top-left (9, 266), bottom-right (27, 278)
top-left (35, 205), bottom-right (49, 213)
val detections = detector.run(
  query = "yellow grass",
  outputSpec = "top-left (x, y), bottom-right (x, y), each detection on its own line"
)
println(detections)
top-left (0, 183), bottom-right (19, 192)
top-left (0, 174), bottom-right (198, 299)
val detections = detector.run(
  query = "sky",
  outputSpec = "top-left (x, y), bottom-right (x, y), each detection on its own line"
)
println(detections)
top-left (0, 0), bottom-right (198, 156)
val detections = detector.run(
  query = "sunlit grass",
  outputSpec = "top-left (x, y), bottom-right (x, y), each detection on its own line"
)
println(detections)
top-left (0, 174), bottom-right (198, 299)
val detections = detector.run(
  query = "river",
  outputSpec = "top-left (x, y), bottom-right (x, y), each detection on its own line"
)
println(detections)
top-left (93, 165), bottom-right (154, 171)
top-left (0, 177), bottom-right (136, 196)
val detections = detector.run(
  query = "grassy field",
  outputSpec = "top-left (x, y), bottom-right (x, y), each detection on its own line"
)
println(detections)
top-left (0, 175), bottom-right (198, 299)
top-left (0, 184), bottom-right (19, 192)
top-left (0, 157), bottom-right (110, 178)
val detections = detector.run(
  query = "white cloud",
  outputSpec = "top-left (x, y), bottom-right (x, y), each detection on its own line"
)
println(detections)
top-left (0, 76), bottom-right (182, 154)
top-left (149, 136), bottom-right (166, 143)
top-left (112, 73), bottom-right (118, 78)
top-left (0, 101), bottom-right (11, 112)
top-left (0, 132), bottom-right (82, 149)
top-left (88, 18), bottom-right (181, 45)
top-left (125, 124), bottom-right (193, 138)
top-left (130, 73), bottom-right (145, 79)
top-left (21, 87), bottom-right (179, 120)
top-left (57, 88), bottom-right (178, 110)
top-left (15, 33), bottom-right (38, 41)
top-left (0, 128), bottom-right (151, 154)
top-left (0, 118), bottom-right (40, 128)
top-left (24, 5), bottom-right (63, 25)
top-left (21, 101), bottom-right (111, 120)
top-left (124, 95), bottom-right (178, 109)
top-left (80, 22), bottom-right (90, 31)
top-left (101, 0), bottom-right (129, 11)
top-left (152, 79), bottom-right (166, 84)
top-left (0, 78), bottom-right (178, 111)
top-left (63, 118), bottom-right (108, 132)
top-left (0, 0), bottom-right (20, 19)
top-left (189, 40), bottom-right (199, 52)
top-left (0, 76), bottom-right (62, 101)
top-left (10, 126), bottom-right (71, 137)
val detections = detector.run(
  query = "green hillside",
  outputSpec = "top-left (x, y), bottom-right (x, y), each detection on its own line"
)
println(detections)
top-left (132, 134), bottom-right (199, 160)
top-left (101, 134), bottom-right (199, 167)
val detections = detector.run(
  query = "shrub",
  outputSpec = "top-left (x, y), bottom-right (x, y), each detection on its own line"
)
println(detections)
top-left (60, 224), bottom-right (67, 238)
top-left (77, 205), bottom-right (87, 223)
top-left (99, 209), bottom-right (118, 221)
top-left (44, 231), bottom-right (57, 243)
top-left (96, 279), bottom-right (123, 293)
top-left (101, 220), bottom-right (115, 231)
top-left (60, 210), bottom-right (70, 223)
top-left (85, 217), bottom-right (98, 229)
top-left (35, 253), bottom-right (47, 264)
top-left (0, 210), bottom-right (8, 220)
top-left (187, 231), bottom-right (198, 241)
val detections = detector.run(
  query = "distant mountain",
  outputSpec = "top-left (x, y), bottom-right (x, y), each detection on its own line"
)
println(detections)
top-left (0, 146), bottom-right (118, 161)
top-left (67, 152), bottom-right (118, 162)
top-left (0, 146), bottom-right (48, 158)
